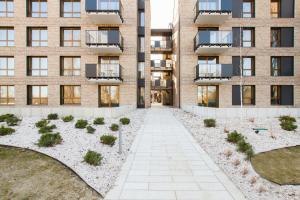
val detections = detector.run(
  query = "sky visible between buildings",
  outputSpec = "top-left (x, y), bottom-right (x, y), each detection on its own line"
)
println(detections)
top-left (151, 0), bottom-right (175, 29)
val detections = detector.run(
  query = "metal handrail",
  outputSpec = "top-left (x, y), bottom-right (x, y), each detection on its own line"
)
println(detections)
top-left (98, 63), bottom-right (121, 78)
top-left (150, 40), bottom-right (172, 49)
top-left (86, 30), bottom-right (123, 48)
top-left (194, 30), bottom-right (232, 47)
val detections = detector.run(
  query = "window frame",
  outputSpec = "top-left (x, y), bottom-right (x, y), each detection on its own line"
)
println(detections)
top-left (271, 56), bottom-right (281, 76)
top-left (197, 85), bottom-right (219, 108)
top-left (271, 28), bottom-right (281, 47)
top-left (242, 85), bottom-right (255, 105)
top-left (27, 27), bottom-right (48, 47)
top-left (27, 0), bottom-right (48, 18)
top-left (242, 28), bottom-right (255, 47)
top-left (0, 85), bottom-right (15, 105)
top-left (271, 85), bottom-right (281, 105)
top-left (0, 56), bottom-right (14, 76)
top-left (28, 85), bottom-right (48, 105)
top-left (99, 85), bottom-right (120, 107)
top-left (60, 56), bottom-right (81, 76)
top-left (242, 0), bottom-right (255, 18)
top-left (61, 0), bottom-right (81, 18)
top-left (0, 27), bottom-right (14, 46)
top-left (0, 0), bottom-right (14, 17)
top-left (61, 85), bottom-right (81, 105)
top-left (271, 0), bottom-right (280, 18)
top-left (27, 56), bottom-right (48, 77)
top-left (61, 27), bottom-right (81, 47)
top-left (242, 56), bottom-right (255, 76)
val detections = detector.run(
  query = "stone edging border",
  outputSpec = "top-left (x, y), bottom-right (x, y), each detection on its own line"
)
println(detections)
top-left (0, 144), bottom-right (104, 198)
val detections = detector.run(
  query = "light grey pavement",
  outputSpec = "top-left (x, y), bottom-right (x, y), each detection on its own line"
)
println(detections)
top-left (105, 108), bottom-right (245, 200)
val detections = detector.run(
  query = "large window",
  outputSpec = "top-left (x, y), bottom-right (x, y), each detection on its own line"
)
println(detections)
top-left (139, 37), bottom-right (145, 52)
top-left (27, 85), bottom-right (48, 105)
top-left (61, 0), bottom-right (80, 18)
top-left (28, 27), bottom-right (48, 47)
top-left (271, 56), bottom-right (294, 76)
top-left (197, 86), bottom-right (218, 107)
top-left (242, 28), bottom-right (255, 47)
top-left (271, 0), bottom-right (280, 18)
top-left (99, 86), bottom-right (119, 107)
top-left (0, 0), bottom-right (13, 17)
top-left (27, 57), bottom-right (48, 76)
top-left (60, 57), bottom-right (80, 76)
top-left (0, 27), bottom-right (14, 46)
top-left (61, 85), bottom-right (81, 105)
top-left (0, 57), bottom-right (14, 76)
top-left (138, 62), bottom-right (145, 79)
top-left (138, 11), bottom-right (145, 27)
top-left (232, 85), bottom-right (255, 105)
top-left (271, 85), bottom-right (294, 105)
top-left (28, 0), bottom-right (47, 18)
top-left (242, 0), bottom-right (255, 18)
top-left (0, 85), bottom-right (15, 105)
top-left (242, 57), bottom-right (255, 76)
top-left (61, 27), bottom-right (81, 47)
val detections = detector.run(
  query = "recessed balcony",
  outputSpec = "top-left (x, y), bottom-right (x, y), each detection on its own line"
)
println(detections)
top-left (151, 60), bottom-right (173, 71)
top-left (194, 64), bottom-right (233, 84)
top-left (151, 80), bottom-right (173, 89)
top-left (85, 0), bottom-right (123, 24)
top-left (151, 40), bottom-right (172, 52)
top-left (194, 0), bottom-right (232, 25)
top-left (85, 63), bottom-right (123, 84)
top-left (86, 30), bottom-right (123, 54)
top-left (194, 30), bottom-right (232, 54)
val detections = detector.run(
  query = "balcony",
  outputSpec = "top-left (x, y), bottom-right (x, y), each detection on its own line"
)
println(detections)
top-left (86, 30), bottom-right (123, 54)
top-left (85, 63), bottom-right (123, 84)
top-left (194, 64), bottom-right (233, 84)
top-left (194, 0), bottom-right (232, 25)
top-left (151, 80), bottom-right (173, 89)
top-left (85, 0), bottom-right (123, 24)
top-left (151, 60), bottom-right (173, 71)
top-left (194, 30), bottom-right (232, 54)
top-left (151, 40), bottom-right (172, 52)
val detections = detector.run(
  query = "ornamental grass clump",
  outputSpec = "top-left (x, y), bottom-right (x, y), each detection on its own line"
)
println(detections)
top-left (62, 115), bottom-right (74, 122)
top-left (38, 124), bottom-right (57, 134)
top-left (47, 113), bottom-right (58, 120)
top-left (37, 133), bottom-right (62, 147)
top-left (93, 117), bottom-right (105, 125)
top-left (279, 116), bottom-right (297, 131)
top-left (75, 120), bottom-right (88, 129)
top-left (120, 118), bottom-right (130, 125)
top-left (35, 119), bottom-right (50, 128)
top-left (0, 126), bottom-right (15, 136)
top-left (110, 124), bottom-right (119, 131)
top-left (86, 125), bottom-right (96, 134)
top-left (100, 135), bottom-right (117, 146)
top-left (0, 114), bottom-right (21, 126)
top-left (84, 150), bottom-right (102, 166)
top-left (227, 131), bottom-right (244, 144)
top-left (203, 119), bottom-right (216, 128)
top-left (226, 131), bottom-right (254, 160)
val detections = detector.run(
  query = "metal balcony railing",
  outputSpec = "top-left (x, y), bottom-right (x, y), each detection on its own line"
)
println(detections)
top-left (195, 64), bottom-right (233, 80)
top-left (151, 40), bottom-right (172, 50)
top-left (194, 30), bottom-right (232, 49)
top-left (86, 63), bottom-right (122, 80)
top-left (151, 79), bottom-right (173, 88)
top-left (151, 60), bottom-right (173, 69)
top-left (195, 0), bottom-right (232, 13)
top-left (86, 30), bottom-right (123, 49)
top-left (86, 0), bottom-right (123, 13)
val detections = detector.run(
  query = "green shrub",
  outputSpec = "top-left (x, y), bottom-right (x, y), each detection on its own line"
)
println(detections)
top-left (84, 150), bottom-right (102, 166)
top-left (227, 131), bottom-right (244, 144)
top-left (35, 119), bottom-right (49, 128)
top-left (0, 114), bottom-right (14, 122)
top-left (110, 124), bottom-right (119, 131)
top-left (0, 126), bottom-right (15, 136)
top-left (245, 148), bottom-right (254, 160)
top-left (280, 121), bottom-right (297, 131)
top-left (38, 124), bottom-right (57, 134)
top-left (279, 116), bottom-right (296, 123)
top-left (120, 118), bottom-right (130, 125)
top-left (75, 120), bottom-right (88, 129)
top-left (62, 115), bottom-right (74, 122)
top-left (100, 135), bottom-right (117, 146)
top-left (87, 125), bottom-right (96, 134)
top-left (93, 117), bottom-right (105, 125)
top-left (47, 113), bottom-right (58, 120)
top-left (5, 116), bottom-right (21, 126)
top-left (204, 119), bottom-right (216, 128)
top-left (237, 139), bottom-right (252, 153)
top-left (37, 133), bottom-right (62, 147)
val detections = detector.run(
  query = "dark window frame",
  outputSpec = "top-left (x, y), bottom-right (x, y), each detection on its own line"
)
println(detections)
top-left (99, 85), bottom-right (120, 107)
top-left (0, 56), bottom-right (14, 76)
top-left (242, 85), bottom-right (255, 105)
top-left (60, 56), bottom-right (81, 76)
top-left (60, 0), bottom-right (80, 18)
top-left (60, 27), bottom-right (81, 47)
top-left (27, 85), bottom-right (48, 105)
top-left (242, 27), bottom-right (255, 47)
top-left (27, 27), bottom-right (48, 47)
top-left (242, 56), bottom-right (255, 76)
top-left (27, 56), bottom-right (48, 76)
top-left (0, 85), bottom-right (15, 105)
top-left (60, 85), bottom-right (81, 105)
top-left (197, 85), bottom-right (219, 108)
top-left (0, 0), bottom-right (14, 17)
top-left (27, 0), bottom-right (48, 18)
top-left (242, 0), bottom-right (255, 18)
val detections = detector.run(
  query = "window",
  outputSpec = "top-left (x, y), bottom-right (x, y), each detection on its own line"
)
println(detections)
top-left (243, 0), bottom-right (254, 18)
top-left (271, 85), bottom-right (294, 105)
top-left (28, 0), bottom-right (47, 18)
top-left (242, 28), bottom-right (254, 47)
top-left (243, 86), bottom-right (255, 105)
top-left (28, 27), bottom-right (48, 47)
top-left (61, 85), bottom-right (81, 105)
top-left (139, 37), bottom-right (145, 52)
top-left (271, 57), bottom-right (280, 76)
top-left (139, 11), bottom-right (145, 27)
top-left (271, 28), bottom-right (280, 47)
top-left (0, 0), bottom-right (13, 17)
top-left (61, 57), bottom-right (80, 76)
top-left (0, 85), bottom-right (15, 105)
top-left (271, 0), bottom-right (280, 18)
top-left (27, 57), bottom-right (48, 76)
top-left (61, 0), bottom-right (80, 17)
top-left (99, 86), bottom-right (119, 107)
top-left (138, 62), bottom-right (145, 79)
top-left (138, 87), bottom-right (145, 106)
top-left (242, 57), bottom-right (255, 76)
top-left (27, 85), bottom-right (48, 105)
top-left (99, 57), bottom-right (120, 77)
top-left (0, 57), bottom-right (14, 76)
top-left (61, 27), bottom-right (81, 47)
top-left (197, 86), bottom-right (218, 107)
top-left (0, 27), bottom-right (14, 46)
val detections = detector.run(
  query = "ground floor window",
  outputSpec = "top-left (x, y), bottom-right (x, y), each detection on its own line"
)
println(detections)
top-left (60, 85), bottom-right (81, 105)
top-left (0, 85), bottom-right (15, 105)
top-left (99, 86), bottom-right (119, 107)
top-left (232, 85), bottom-right (255, 105)
top-left (197, 86), bottom-right (218, 107)
top-left (27, 85), bottom-right (48, 105)
top-left (271, 85), bottom-right (294, 106)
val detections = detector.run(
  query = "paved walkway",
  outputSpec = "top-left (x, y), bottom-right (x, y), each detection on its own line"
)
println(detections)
top-left (105, 108), bottom-right (245, 200)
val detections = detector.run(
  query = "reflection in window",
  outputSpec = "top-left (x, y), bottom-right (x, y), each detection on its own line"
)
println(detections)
top-left (28, 0), bottom-right (47, 18)
top-left (62, 0), bottom-right (80, 18)
top-left (28, 85), bottom-right (48, 105)
top-left (0, 27), bottom-right (14, 46)
top-left (28, 27), bottom-right (48, 47)
top-left (100, 86), bottom-right (119, 107)
top-left (98, 0), bottom-right (120, 10)
top-left (271, 85), bottom-right (280, 105)
top-left (242, 57), bottom-right (254, 76)
top-left (242, 0), bottom-right (254, 18)
top-left (0, 0), bottom-right (13, 17)
top-left (139, 11), bottom-right (145, 27)
top-left (61, 57), bottom-right (80, 76)
top-left (198, 86), bottom-right (218, 107)
top-left (199, 0), bottom-right (219, 10)
top-left (28, 57), bottom-right (48, 76)
top-left (61, 85), bottom-right (81, 105)
top-left (0, 57), bottom-right (14, 76)
top-left (243, 85), bottom-right (255, 105)
top-left (242, 28), bottom-right (254, 47)
top-left (271, 57), bottom-right (280, 76)
top-left (271, 28), bottom-right (280, 47)
top-left (61, 27), bottom-right (81, 47)
top-left (0, 85), bottom-right (15, 105)
top-left (271, 0), bottom-right (280, 18)
top-left (138, 62), bottom-right (145, 79)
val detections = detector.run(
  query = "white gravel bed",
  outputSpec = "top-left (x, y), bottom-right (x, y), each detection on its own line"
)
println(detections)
top-left (172, 109), bottom-right (300, 200)
top-left (0, 109), bottom-right (146, 196)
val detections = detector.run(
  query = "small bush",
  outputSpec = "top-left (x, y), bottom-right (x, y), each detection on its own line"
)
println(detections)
top-left (47, 113), bottom-right (58, 120)
top-left (0, 114), bottom-right (14, 122)
top-left (279, 116), bottom-right (296, 123)
top-left (227, 131), bottom-right (244, 144)
top-left (5, 116), bottom-right (21, 126)
top-left (0, 126), bottom-right (15, 136)
top-left (84, 150), bottom-right (102, 166)
top-left (245, 148), bottom-right (254, 160)
top-left (87, 125), bottom-right (96, 134)
top-left (62, 115), bottom-right (74, 122)
top-left (37, 133), bottom-right (62, 147)
top-left (100, 135), bottom-right (117, 146)
top-left (120, 118), bottom-right (130, 125)
top-left (110, 124), bottom-right (119, 131)
top-left (93, 117), bottom-right (105, 125)
top-left (75, 120), bottom-right (88, 129)
top-left (204, 119), bottom-right (216, 128)
top-left (237, 139), bottom-right (253, 153)
top-left (35, 119), bottom-right (49, 128)
top-left (280, 120), bottom-right (297, 131)
top-left (38, 124), bottom-right (57, 134)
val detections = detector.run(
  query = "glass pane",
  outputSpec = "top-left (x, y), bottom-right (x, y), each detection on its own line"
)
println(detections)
top-left (7, 2), bottom-right (13, 12)
top-left (64, 2), bottom-right (72, 12)
top-left (64, 86), bottom-right (72, 98)
top-left (40, 2), bottom-right (47, 12)
top-left (7, 58), bottom-right (14, 69)
top-left (208, 86), bottom-right (217, 107)
top-left (73, 30), bottom-right (80, 40)
top-left (0, 2), bottom-right (5, 12)
top-left (110, 86), bottom-right (119, 106)
top-left (7, 30), bottom-right (14, 40)
top-left (64, 58), bottom-right (72, 69)
top-left (40, 86), bottom-right (48, 98)
top-left (73, 58), bottom-right (80, 69)
top-left (7, 70), bottom-right (14, 76)
top-left (32, 2), bottom-right (39, 12)
top-left (243, 58), bottom-right (252, 69)
top-left (41, 30), bottom-right (47, 40)
top-left (40, 70), bottom-right (48, 76)
top-left (0, 57), bottom-right (7, 69)
top-left (0, 86), bottom-right (7, 97)
top-left (40, 58), bottom-right (47, 69)
top-left (73, 2), bottom-right (80, 12)
top-left (8, 86), bottom-right (14, 97)
top-left (74, 86), bottom-right (81, 98)
top-left (32, 86), bottom-right (40, 98)
top-left (32, 70), bottom-right (39, 76)
top-left (32, 58), bottom-right (39, 69)
top-left (100, 86), bottom-right (110, 106)
top-left (64, 30), bottom-right (72, 40)
top-left (32, 30), bottom-right (40, 40)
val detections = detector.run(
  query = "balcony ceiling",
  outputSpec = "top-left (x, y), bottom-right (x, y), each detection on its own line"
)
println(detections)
top-left (194, 78), bottom-right (231, 84)
top-left (194, 13), bottom-right (231, 25)
top-left (87, 45), bottom-right (123, 54)
top-left (87, 12), bottom-right (123, 24)
top-left (87, 78), bottom-right (123, 84)
top-left (195, 45), bottom-right (231, 54)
